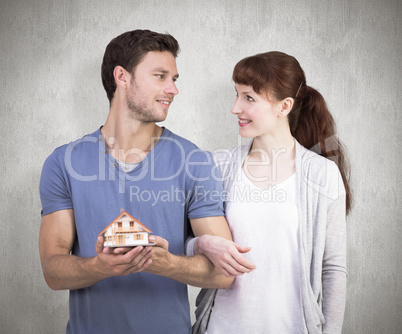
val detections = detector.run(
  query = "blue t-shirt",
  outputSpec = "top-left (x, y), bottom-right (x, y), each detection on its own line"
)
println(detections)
top-left (39, 127), bottom-right (224, 334)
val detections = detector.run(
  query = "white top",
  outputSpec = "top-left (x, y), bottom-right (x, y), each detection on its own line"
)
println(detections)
top-left (117, 160), bottom-right (139, 173)
top-left (193, 140), bottom-right (347, 334)
top-left (206, 171), bottom-right (303, 334)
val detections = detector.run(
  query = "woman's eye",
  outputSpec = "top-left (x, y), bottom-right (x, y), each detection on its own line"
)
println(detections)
top-left (246, 95), bottom-right (254, 102)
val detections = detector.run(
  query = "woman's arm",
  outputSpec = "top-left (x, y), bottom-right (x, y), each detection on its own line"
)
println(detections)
top-left (190, 234), bottom-right (256, 277)
top-left (322, 167), bottom-right (348, 333)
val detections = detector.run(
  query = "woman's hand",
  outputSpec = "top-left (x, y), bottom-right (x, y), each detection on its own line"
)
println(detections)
top-left (195, 235), bottom-right (256, 277)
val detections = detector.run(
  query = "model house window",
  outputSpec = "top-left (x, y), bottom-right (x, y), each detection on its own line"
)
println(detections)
top-left (118, 235), bottom-right (123, 244)
top-left (135, 234), bottom-right (144, 240)
top-left (130, 221), bottom-right (134, 227)
top-left (118, 222), bottom-right (122, 228)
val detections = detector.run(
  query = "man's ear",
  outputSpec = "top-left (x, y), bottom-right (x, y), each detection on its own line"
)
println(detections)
top-left (113, 66), bottom-right (130, 90)
top-left (278, 97), bottom-right (294, 118)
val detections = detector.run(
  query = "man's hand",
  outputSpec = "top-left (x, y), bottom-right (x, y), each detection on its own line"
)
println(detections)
top-left (92, 236), bottom-right (153, 277)
top-left (142, 235), bottom-right (172, 276)
top-left (195, 235), bottom-right (256, 277)
top-left (39, 210), bottom-right (154, 290)
top-left (143, 235), bottom-right (233, 289)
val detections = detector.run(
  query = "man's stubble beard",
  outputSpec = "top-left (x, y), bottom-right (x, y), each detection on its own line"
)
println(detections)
top-left (127, 78), bottom-right (167, 123)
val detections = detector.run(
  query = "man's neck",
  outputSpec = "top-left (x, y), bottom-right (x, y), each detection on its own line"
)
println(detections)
top-left (101, 110), bottom-right (163, 163)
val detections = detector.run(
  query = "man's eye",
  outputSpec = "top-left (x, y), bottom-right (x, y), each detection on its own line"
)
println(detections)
top-left (156, 74), bottom-right (164, 79)
top-left (246, 95), bottom-right (254, 102)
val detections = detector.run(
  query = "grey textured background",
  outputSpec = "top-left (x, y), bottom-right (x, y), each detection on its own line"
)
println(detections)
top-left (1, 0), bottom-right (401, 333)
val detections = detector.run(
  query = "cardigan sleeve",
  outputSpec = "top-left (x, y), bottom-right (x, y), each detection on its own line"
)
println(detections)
top-left (322, 162), bottom-right (348, 333)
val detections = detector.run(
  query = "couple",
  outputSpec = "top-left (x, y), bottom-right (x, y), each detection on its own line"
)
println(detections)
top-left (39, 29), bottom-right (351, 334)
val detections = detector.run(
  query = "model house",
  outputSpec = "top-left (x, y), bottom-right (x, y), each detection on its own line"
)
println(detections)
top-left (99, 210), bottom-right (153, 247)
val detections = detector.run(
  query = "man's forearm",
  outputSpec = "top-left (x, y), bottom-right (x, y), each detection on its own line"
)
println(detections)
top-left (42, 254), bottom-right (106, 290)
top-left (145, 250), bottom-right (234, 289)
top-left (144, 217), bottom-right (236, 288)
top-left (41, 240), bottom-right (153, 291)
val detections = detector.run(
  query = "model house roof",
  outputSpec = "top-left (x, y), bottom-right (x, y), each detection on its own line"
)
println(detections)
top-left (99, 210), bottom-right (152, 235)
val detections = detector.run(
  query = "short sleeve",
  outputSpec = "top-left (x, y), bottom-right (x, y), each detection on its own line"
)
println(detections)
top-left (39, 149), bottom-right (73, 216)
top-left (186, 150), bottom-right (224, 219)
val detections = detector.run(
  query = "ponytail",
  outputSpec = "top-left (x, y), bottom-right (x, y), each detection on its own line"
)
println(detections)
top-left (291, 85), bottom-right (352, 214)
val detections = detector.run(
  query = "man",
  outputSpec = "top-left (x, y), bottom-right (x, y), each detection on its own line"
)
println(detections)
top-left (39, 30), bottom-right (238, 334)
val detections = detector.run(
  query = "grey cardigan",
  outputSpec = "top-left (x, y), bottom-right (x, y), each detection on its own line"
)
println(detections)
top-left (193, 139), bottom-right (347, 334)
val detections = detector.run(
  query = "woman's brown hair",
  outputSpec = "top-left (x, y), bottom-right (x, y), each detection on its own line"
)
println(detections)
top-left (233, 51), bottom-right (352, 214)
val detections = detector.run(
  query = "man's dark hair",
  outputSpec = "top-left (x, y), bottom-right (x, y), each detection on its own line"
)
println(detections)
top-left (101, 29), bottom-right (180, 103)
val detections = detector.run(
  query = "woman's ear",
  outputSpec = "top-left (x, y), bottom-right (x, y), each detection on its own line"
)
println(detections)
top-left (278, 97), bottom-right (294, 118)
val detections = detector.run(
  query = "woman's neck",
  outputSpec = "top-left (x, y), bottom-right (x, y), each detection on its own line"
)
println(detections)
top-left (243, 131), bottom-right (296, 188)
top-left (250, 131), bottom-right (295, 162)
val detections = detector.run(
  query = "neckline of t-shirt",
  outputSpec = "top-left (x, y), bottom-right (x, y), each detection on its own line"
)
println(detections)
top-left (97, 126), bottom-right (169, 177)
top-left (240, 168), bottom-right (296, 192)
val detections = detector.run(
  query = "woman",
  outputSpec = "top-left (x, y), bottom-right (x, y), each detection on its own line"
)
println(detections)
top-left (189, 52), bottom-right (351, 334)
